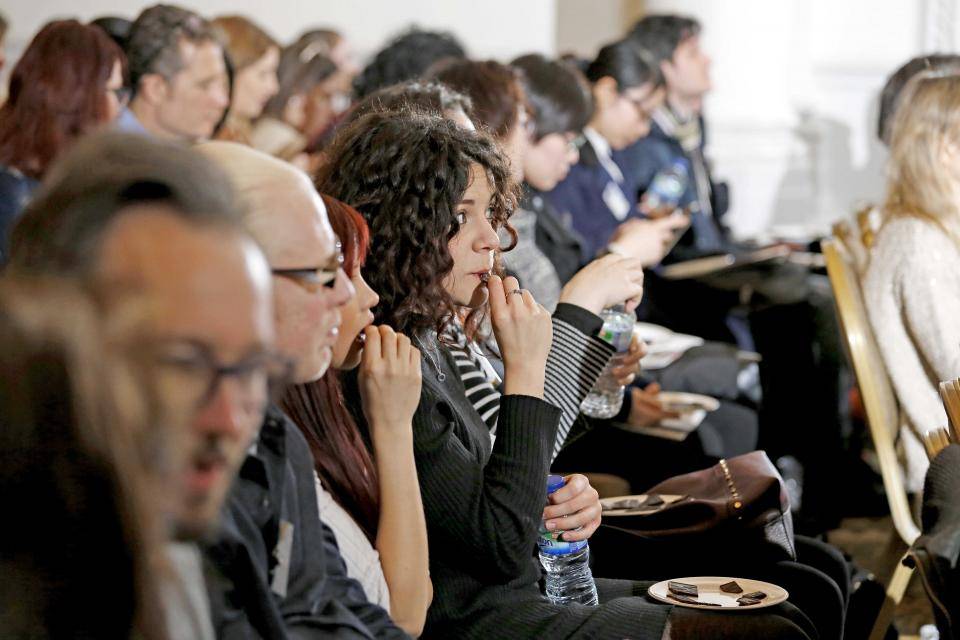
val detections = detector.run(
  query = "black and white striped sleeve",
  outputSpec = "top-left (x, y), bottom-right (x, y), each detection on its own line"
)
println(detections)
top-left (545, 303), bottom-right (616, 461)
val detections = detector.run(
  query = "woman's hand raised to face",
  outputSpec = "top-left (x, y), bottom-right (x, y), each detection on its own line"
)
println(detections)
top-left (487, 275), bottom-right (552, 399)
top-left (558, 253), bottom-right (645, 315)
top-left (358, 325), bottom-right (422, 437)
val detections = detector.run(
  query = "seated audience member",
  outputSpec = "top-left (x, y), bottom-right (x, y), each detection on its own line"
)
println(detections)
top-left (429, 57), bottom-right (758, 480)
top-left (510, 52), bottom-right (757, 407)
top-left (865, 72), bottom-right (960, 491)
top-left (337, 79), bottom-right (646, 464)
top-left (212, 15), bottom-right (280, 144)
top-left (853, 54), bottom-right (960, 250)
top-left (623, 16), bottom-right (848, 532)
top-left (196, 141), bottom-right (409, 639)
top-left (292, 28), bottom-right (359, 107)
top-left (281, 195), bottom-right (431, 635)
top-left (547, 40), bottom-right (670, 261)
top-left (121, 4), bottom-right (229, 141)
top-left (352, 27), bottom-right (466, 100)
top-left (250, 43), bottom-right (337, 163)
top-left (877, 54), bottom-right (960, 147)
top-left (317, 109), bottom-right (817, 640)
top-left (0, 279), bottom-right (166, 640)
top-left (621, 15), bottom-right (727, 260)
top-left (8, 131), bottom-right (281, 639)
top-left (0, 20), bottom-right (126, 259)
top-left (91, 15), bottom-right (133, 49)
top-left (511, 53), bottom-right (688, 289)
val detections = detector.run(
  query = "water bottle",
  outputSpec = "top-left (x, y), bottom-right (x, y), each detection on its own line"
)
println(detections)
top-left (580, 304), bottom-right (635, 418)
top-left (538, 475), bottom-right (599, 606)
top-left (644, 159), bottom-right (689, 212)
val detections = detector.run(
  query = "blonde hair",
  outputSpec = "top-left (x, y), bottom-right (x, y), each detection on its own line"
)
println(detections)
top-left (884, 71), bottom-right (960, 241)
top-left (211, 15), bottom-right (277, 70)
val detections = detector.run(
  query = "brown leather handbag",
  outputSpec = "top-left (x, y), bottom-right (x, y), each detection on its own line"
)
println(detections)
top-left (602, 451), bottom-right (797, 562)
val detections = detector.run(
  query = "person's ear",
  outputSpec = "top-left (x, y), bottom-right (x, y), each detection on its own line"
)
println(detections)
top-left (593, 76), bottom-right (620, 110)
top-left (660, 59), bottom-right (676, 86)
top-left (138, 73), bottom-right (170, 106)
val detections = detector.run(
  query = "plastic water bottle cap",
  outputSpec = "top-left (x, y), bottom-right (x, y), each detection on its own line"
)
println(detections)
top-left (546, 474), bottom-right (566, 495)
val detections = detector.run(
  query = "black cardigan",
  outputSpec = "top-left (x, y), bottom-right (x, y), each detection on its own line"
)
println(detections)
top-left (412, 333), bottom-right (561, 635)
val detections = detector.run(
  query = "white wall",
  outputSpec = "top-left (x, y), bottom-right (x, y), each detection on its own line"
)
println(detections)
top-left (2, 0), bottom-right (945, 238)
top-left (2, 0), bottom-right (556, 64)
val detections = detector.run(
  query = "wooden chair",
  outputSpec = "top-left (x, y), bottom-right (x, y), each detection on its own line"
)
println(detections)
top-left (823, 237), bottom-right (920, 640)
top-left (938, 379), bottom-right (960, 443)
top-left (831, 219), bottom-right (870, 276)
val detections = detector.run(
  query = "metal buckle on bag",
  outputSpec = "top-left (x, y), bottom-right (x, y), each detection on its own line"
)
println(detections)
top-left (719, 458), bottom-right (744, 513)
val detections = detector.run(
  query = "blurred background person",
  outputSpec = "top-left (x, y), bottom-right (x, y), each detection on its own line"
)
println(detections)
top-left (0, 19), bottom-right (126, 262)
top-left (122, 5), bottom-right (229, 141)
top-left (865, 72), bottom-right (960, 492)
top-left (0, 278), bottom-right (167, 640)
top-left (250, 41), bottom-right (337, 169)
top-left (90, 15), bottom-right (133, 50)
top-left (212, 15), bottom-right (280, 144)
top-left (352, 27), bottom-right (465, 100)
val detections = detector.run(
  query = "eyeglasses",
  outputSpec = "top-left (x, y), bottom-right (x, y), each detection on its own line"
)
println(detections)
top-left (271, 240), bottom-right (344, 293)
top-left (149, 339), bottom-right (293, 418)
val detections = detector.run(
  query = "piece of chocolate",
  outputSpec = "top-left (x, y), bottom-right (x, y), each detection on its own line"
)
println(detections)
top-left (737, 597), bottom-right (763, 607)
top-left (667, 593), bottom-right (721, 606)
top-left (719, 580), bottom-right (743, 594)
top-left (741, 591), bottom-right (767, 601)
top-left (667, 581), bottom-right (698, 597)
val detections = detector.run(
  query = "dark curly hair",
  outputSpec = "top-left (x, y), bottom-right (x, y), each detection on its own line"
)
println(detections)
top-left (316, 110), bottom-right (517, 340)
top-left (352, 27), bottom-right (466, 99)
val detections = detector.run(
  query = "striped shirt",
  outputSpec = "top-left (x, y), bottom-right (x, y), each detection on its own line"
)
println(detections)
top-left (443, 304), bottom-right (615, 461)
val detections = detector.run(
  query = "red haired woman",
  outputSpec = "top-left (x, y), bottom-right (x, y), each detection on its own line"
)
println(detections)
top-left (0, 19), bottom-right (126, 260)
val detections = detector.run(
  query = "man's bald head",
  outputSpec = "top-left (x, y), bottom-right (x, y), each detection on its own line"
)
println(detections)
top-left (195, 141), bottom-right (354, 383)
top-left (194, 141), bottom-right (332, 267)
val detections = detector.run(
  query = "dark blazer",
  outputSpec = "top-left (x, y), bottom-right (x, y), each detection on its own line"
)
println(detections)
top-left (204, 406), bottom-right (409, 639)
top-left (342, 334), bottom-right (676, 640)
top-left (523, 187), bottom-right (586, 286)
top-left (0, 165), bottom-right (39, 263)
top-left (545, 137), bottom-right (642, 262)
top-left (616, 118), bottom-right (731, 262)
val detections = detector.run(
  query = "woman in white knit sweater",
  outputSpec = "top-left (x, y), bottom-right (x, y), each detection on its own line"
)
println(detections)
top-left (864, 71), bottom-right (960, 491)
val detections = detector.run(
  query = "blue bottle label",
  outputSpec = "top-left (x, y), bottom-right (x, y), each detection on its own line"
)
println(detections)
top-left (538, 528), bottom-right (588, 556)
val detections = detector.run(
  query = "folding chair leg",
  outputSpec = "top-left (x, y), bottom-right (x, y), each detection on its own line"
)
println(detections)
top-left (868, 557), bottom-right (915, 640)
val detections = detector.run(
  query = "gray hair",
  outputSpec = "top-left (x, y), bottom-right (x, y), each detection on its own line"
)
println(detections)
top-left (8, 131), bottom-right (242, 275)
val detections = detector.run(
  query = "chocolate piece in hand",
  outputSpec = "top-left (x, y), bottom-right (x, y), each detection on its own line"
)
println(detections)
top-left (741, 591), bottom-right (767, 601)
top-left (668, 593), bottom-right (720, 606)
top-left (719, 580), bottom-right (743, 594)
top-left (737, 597), bottom-right (763, 606)
top-left (667, 581), bottom-right (698, 597)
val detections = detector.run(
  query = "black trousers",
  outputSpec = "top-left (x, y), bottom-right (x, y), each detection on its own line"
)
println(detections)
top-left (642, 263), bottom-right (848, 531)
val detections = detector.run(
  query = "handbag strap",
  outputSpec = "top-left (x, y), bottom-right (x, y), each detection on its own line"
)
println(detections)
top-left (719, 458), bottom-right (744, 516)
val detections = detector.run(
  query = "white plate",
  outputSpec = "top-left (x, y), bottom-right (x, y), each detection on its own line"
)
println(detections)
top-left (599, 494), bottom-right (688, 515)
top-left (648, 576), bottom-right (789, 610)
top-left (657, 391), bottom-right (720, 413)
top-left (634, 322), bottom-right (676, 342)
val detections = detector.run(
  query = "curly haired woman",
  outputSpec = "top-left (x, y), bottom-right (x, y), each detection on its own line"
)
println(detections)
top-left (317, 110), bottom-right (816, 640)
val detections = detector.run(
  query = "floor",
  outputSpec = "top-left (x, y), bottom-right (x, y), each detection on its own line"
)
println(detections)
top-left (828, 516), bottom-right (935, 639)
